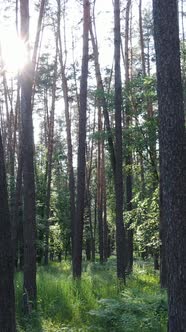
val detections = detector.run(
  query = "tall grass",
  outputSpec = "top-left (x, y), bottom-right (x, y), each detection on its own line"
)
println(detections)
top-left (16, 258), bottom-right (167, 331)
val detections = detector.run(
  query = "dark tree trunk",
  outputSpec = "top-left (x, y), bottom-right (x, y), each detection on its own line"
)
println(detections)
top-left (85, 238), bottom-right (91, 261)
top-left (12, 149), bottom-right (23, 266)
top-left (20, 0), bottom-right (37, 305)
top-left (72, 0), bottom-right (90, 278)
top-left (107, 231), bottom-right (111, 258)
top-left (153, 0), bottom-right (186, 330)
top-left (0, 131), bottom-right (16, 332)
top-left (159, 174), bottom-right (167, 287)
top-left (154, 253), bottom-right (159, 271)
top-left (114, 0), bottom-right (127, 281)
top-left (57, 0), bottom-right (76, 257)
top-left (125, 0), bottom-right (133, 273)
top-left (97, 107), bottom-right (104, 264)
top-left (18, 216), bottom-right (24, 271)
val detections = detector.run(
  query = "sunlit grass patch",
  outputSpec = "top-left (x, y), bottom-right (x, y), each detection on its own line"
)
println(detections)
top-left (16, 258), bottom-right (167, 332)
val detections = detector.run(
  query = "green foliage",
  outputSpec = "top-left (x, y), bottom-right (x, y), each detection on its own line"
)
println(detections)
top-left (125, 188), bottom-right (160, 257)
top-left (16, 259), bottom-right (167, 332)
top-left (89, 264), bottom-right (167, 332)
top-left (35, 133), bottom-right (71, 262)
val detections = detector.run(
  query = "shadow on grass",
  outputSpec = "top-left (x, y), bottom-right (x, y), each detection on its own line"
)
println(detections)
top-left (17, 310), bottom-right (43, 332)
top-left (15, 258), bottom-right (167, 332)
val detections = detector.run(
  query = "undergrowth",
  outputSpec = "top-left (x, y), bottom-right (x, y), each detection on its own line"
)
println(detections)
top-left (16, 258), bottom-right (167, 331)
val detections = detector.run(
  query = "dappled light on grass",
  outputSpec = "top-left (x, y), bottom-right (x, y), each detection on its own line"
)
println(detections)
top-left (16, 259), bottom-right (167, 332)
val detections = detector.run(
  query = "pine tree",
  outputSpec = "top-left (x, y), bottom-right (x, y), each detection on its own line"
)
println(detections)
top-left (0, 131), bottom-right (16, 331)
top-left (153, 0), bottom-right (186, 329)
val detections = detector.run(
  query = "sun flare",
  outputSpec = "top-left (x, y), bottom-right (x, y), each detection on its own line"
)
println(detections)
top-left (0, 29), bottom-right (28, 74)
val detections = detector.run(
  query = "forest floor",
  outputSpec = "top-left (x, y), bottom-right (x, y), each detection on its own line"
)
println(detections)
top-left (16, 258), bottom-right (167, 332)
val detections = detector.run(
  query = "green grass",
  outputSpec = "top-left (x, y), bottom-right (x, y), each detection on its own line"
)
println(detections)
top-left (16, 258), bottom-right (167, 331)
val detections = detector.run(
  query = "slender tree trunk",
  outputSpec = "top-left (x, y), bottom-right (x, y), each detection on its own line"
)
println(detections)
top-left (139, 0), bottom-right (146, 76)
top-left (97, 107), bottom-right (104, 263)
top-left (31, 0), bottom-right (46, 108)
top-left (73, 0), bottom-right (90, 278)
top-left (20, 0), bottom-right (37, 306)
top-left (57, 0), bottom-right (75, 256)
top-left (0, 68), bottom-right (16, 219)
top-left (89, 16), bottom-right (116, 173)
top-left (88, 193), bottom-right (94, 261)
top-left (32, 0), bottom-right (45, 72)
top-left (12, 150), bottom-right (23, 266)
top-left (91, 193), bottom-right (97, 262)
top-left (114, 0), bottom-right (126, 281)
top-left (44, 35), bottom-right (58, 265)
top-left (0, 131), bottom-right (16, 332)
top-left (139, 152), bottom-right (145, 197)
top-left (125, 0), bottom-right (133, 272)
top-left (71, 33), bottom-right (80, 111)
top-left (153, 0), bottom-right (186, 329)
top-left (85, 109), bottom-right (96, 262)
top-left (102, 137), bottom-right (108, 262)
top-left (12, 83), bottom-right (21, 266)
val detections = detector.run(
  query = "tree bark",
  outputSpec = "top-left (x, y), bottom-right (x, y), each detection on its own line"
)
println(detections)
top-left (97, 107), bottom-right (104, 264)
top-left (20, 0), bottom-right (37, 306)
top-left (153, 0), bottom-right (186, 330)
top-left (0, 131), bottom-right (16, 332)
top-left (114, 0), bottom-right (127, 281)
top-left (73, 0), bottom-right (90, 278)
top-left (57, 0), bottom-right (76, 257)
top-left (159, 177), bottom-right (167, 287)
top-left (125, 0), bottom-right (133, 273)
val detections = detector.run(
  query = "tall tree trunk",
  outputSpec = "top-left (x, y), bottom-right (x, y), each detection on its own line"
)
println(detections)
top-left (73, 0), bottom-right (90, 278)
top-left (20, 0), bottom-right (37, 306)
top-left (89, 15), bottom-right (116, 173)
top-left (114, 0), bottom-right (126, 281)
top-left (97, 107), bottom-right (104, 263)
top-left (31, 0), bottom-right (46, 108)
top-left (44, 41), bottom-right (57, 265)
top-left (0, 131), bottom-right (16, 331)
top-left (57, 0), bottom-right (75, 256)
top-left (153, 0), bottom-right (186, 330)
top-left (139, 0), bottom-right (146, 76)
top-left (12, 83), bottom-right (21, 266)
top-left (12, 150), bottom-right (23, 266)
top-left (0, 66), bottom-right (16, 223)
top-left (32, 0), bottom-right (46, 72)
top-left (102, 136), bottom-right (108, 262)
top-left (92, 193), bottom-right (97, 262)
top-left (125, 0), bottom-right (133, 272)
top-left (85, 109), bottom-right (96, 262)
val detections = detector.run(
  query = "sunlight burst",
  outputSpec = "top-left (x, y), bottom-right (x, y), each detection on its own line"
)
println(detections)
top-left (0, 29), bottom-right (28, 74)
